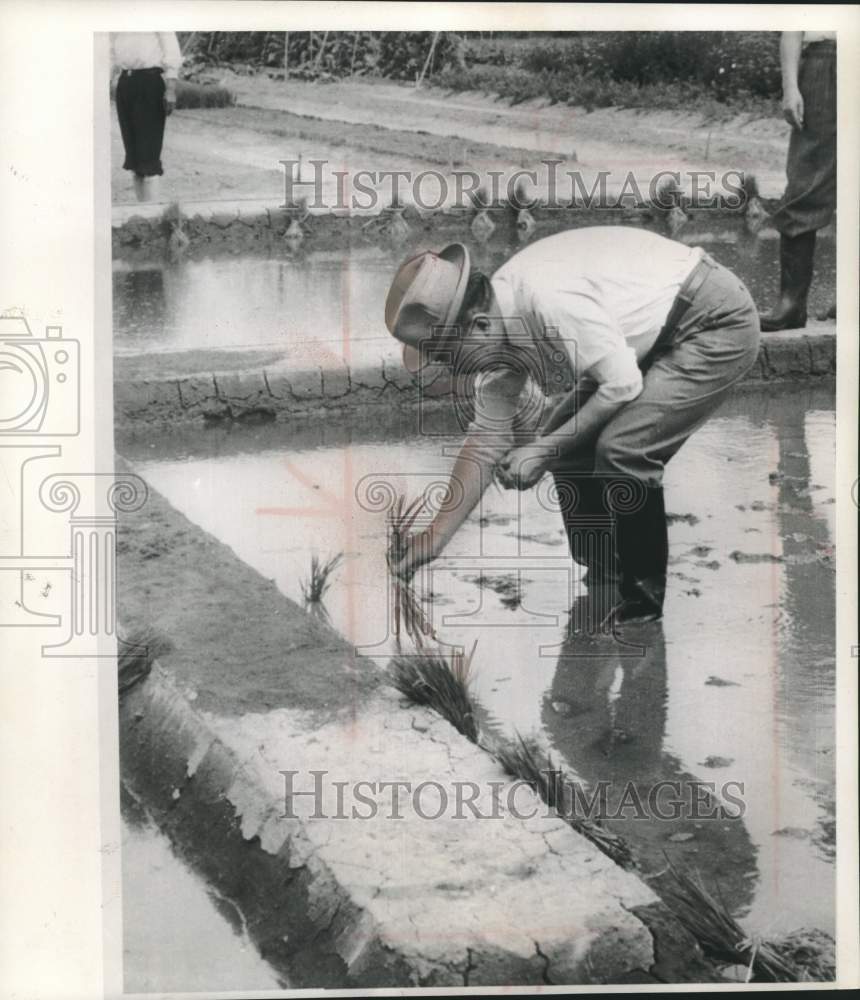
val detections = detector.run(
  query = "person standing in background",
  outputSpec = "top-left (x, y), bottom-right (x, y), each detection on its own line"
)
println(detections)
top-left (111, 33), bottom-right (182, 202)
top-left (760, 30), bottom-right (836, 330)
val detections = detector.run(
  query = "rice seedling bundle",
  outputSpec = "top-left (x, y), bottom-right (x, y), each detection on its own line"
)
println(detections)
top-left (389, 642), bottom-right (479, 744)
top-left (300, 552), bottom-right (344, 604)
top-left (494, 734), bottom-right (634, 869)
top-left (660, 858), bottom-right (811, 982)
top-left (386, 494), bottom-right (436, 647)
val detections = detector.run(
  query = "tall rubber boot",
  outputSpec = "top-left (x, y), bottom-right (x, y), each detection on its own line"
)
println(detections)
top-left (760, 231), bottom-right (816, 332)
top-left (606, 486), bottom-right (669, 626)
top-left (554, 472), bottom-right (619, 586)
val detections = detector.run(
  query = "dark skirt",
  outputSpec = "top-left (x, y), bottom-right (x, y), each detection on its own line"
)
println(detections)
top-left (771, 42), bottom-right (836, 237)
top-left (115, 68), bottom-right (167, 177)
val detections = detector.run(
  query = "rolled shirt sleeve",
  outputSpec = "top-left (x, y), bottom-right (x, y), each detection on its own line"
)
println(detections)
top-left (588, 349), bottom-right (643, 404)
top-left (533, 283), bottom-right (643, 405)
top-left (158, 32), bottom-right (183, 79)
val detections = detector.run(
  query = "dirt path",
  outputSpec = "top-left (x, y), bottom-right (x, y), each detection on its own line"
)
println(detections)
top-left (111, 73), bottom-right (791, 206)
top-left (110, 106), bottom-right (556, 205)
top-left (225, 73), bottom-right (790, 189)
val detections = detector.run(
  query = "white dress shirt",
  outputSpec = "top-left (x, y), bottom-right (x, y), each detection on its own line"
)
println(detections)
top-left (111, 32), bottom-right (183, 79)
top-left (465, 227), bottom-right (702, 466)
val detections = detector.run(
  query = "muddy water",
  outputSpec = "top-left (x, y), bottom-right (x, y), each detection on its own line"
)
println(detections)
top-left (121, 793), bottom-right (285, 992)
top-left (124, 383), bottom-right (836, 940)
top-left (112, 219), bottom-right (836, 366)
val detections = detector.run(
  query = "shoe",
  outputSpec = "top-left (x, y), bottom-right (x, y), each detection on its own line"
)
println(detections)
top-left (604, 485), bottom-right (669, 626)
top-left (759, 231), bottom-right (816, 332)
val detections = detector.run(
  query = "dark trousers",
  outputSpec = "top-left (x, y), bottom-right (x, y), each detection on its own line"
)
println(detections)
top-left (116, 68), bottom-right (167, 177)
top-left (770, 43), bottom-right (836, 238)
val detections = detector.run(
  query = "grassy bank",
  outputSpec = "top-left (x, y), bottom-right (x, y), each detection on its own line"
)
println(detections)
top-left (180, 31), bottom-right (783, 119)
top-left (436, 32), bottom-right (782, 118)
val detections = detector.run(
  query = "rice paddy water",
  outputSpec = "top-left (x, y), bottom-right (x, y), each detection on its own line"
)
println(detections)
top-left (115, 226), bottom-right (836, 979)
top-left (121, 794), bottom-right (285, 992)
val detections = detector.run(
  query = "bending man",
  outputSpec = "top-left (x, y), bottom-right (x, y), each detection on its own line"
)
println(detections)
top-left (385, 227), bottom-right (760, 625)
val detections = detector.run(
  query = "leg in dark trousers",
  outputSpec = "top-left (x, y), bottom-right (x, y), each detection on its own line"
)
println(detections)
top-left (543, 385), bottom-right (618, 583)
top-left (610, 483), bottom-right (669, 622)
top-left (550, 261), bottom-right (759, 624)
top-left (552, 470), bottom-right (619, 585)
top-left (593, 262), bottom-right (759, 623)
top-left (763, 43), bottom-right (836, 330)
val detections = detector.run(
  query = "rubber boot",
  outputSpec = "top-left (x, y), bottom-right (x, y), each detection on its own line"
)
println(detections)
top-left (605, 486), bottom-right (669, 626)
top-left (554, 472), bottom-right (619, 587)
top-left (759, 231), bottom-right (816, 332)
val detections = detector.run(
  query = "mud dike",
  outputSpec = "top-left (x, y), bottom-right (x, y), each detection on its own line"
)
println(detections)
top-left (111, 199), bottom-right (836, 430)
top-left (116, 456), bottom-right (724, 987)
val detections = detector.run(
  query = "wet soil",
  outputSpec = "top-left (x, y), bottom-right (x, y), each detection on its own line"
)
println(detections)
top-left (119, 382), bottom-right (836, 940)
top-left (114, 455), bottom-right (380, 719)
top-left (111, 75), bottom-right (792, 206)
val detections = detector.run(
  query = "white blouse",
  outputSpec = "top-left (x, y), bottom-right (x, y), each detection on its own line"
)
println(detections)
top-left (111, 32), bottom-right (183, 79)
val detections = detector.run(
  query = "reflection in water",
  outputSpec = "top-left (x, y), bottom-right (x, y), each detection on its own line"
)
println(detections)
top-left (112, 222), bottom-right (837, 363)
top-left (126, 385), bottom-right (835, 940)
top-left (759, 403), bottom-right (837, 924)
top-left (113, 252), bottom-right (400, 368)
top-left (113, 267), bottom-right (167, 344)
top-left (543, 614), bottom-right (758, 918)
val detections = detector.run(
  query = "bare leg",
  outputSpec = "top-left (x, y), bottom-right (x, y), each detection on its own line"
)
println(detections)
top-left (133, 174), bottom-right (145, 201)
top-left (140, 175), bottom-right (161, 203)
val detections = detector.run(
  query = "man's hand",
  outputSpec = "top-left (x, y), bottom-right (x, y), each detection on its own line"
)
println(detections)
top-left (389, 530), bottom-right (434, 582)
top-left (496, 443), bottom-right (553, 491)
top-left (782, 85), bottom-right (804, 130)
top-left (164, 79), bottom-right (177, 116)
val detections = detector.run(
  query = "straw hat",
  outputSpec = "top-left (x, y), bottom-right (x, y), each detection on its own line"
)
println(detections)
top-left (384, 244), bottom-right (470, 374)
